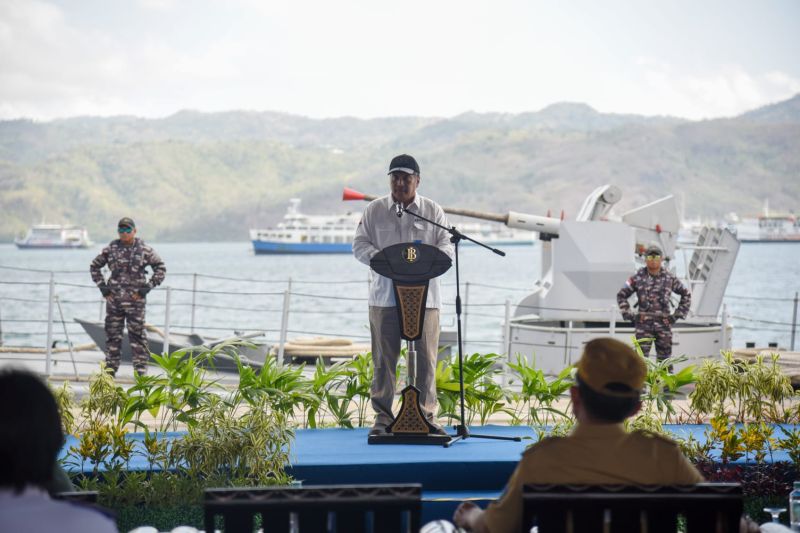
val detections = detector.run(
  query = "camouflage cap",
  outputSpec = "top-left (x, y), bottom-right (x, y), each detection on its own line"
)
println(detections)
top-left (117, 217), bottom-right (135, 229)
top-left (576, 338), bottom-right (646, 398)
top-left (644, 244), bottom-right (662, 256)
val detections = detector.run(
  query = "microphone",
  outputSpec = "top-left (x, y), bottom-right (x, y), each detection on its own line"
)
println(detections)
top-left (394, 202), bottom-right (403, 218)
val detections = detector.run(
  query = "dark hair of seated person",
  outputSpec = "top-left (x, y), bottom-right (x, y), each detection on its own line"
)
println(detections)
top-left (0, 368), bottom-right (64, 493)
top-left (576, 375), bottom-right (640, 423)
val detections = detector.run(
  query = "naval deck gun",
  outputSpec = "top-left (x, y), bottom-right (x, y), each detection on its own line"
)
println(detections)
top-left (344, 186), bottom-right (739, 372)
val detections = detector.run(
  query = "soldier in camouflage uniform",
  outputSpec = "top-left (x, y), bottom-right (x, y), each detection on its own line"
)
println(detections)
top-left (616, 245), bottom-right (691, 366)
top-left (90, 217), bottom-right (166, 376)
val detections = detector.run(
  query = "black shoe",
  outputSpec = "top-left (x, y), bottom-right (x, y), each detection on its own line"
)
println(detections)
top-left (369, 426), bottom-right (386, 437)
top-left (429, 424), bottom-right (449, 436)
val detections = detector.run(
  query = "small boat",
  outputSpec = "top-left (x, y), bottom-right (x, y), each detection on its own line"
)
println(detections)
top-left (250, 198), bottom-right (533, 255)
top-left (15, 224), bottom-right (93, 249)
top-left (74, 318), bottom-right (269, 372)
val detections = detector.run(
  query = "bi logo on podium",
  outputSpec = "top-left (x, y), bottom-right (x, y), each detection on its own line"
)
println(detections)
top-left (402, 245), bottom-right (418, 263)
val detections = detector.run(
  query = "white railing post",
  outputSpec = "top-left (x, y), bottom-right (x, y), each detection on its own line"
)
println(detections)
top-left (721, 303), bottom-right (728, 352)
top-left (190, 273), bottom-right (198, 333)
top-left (502, 298), bottom-right (512, 386)
top-left (45, 272), bottom-right (55, 376)
top-left (278, 278), bottom-right (292, 366)
top-left (609, 306), bottom-right (616, 336)
top-left (54, 295), bottom-right (79, 379)
top-left (565, 320), bottom-right (573, 367)
top-left (791, 292), bottom-right (798, 352)
top-left (163, 286), bottom-right (171, 355)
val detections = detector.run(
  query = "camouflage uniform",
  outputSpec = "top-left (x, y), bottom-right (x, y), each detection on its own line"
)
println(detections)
top-left (617, 267), bottom-right (691, 361)
top-left (90, 238), bottom-right (166, 374)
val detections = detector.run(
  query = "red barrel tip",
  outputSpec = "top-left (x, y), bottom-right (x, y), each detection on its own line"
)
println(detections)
top-left (343, 187), bottom-right (366, 201)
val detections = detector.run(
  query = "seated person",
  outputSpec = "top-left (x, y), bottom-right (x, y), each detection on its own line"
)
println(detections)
top-left (447, 337), bottom-right (705, 533)
top-left (0, 368), bottom-right (117, 533)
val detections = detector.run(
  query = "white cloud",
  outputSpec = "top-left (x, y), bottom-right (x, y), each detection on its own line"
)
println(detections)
top-left (630, 58), bottom-right (800, 119)
top-left (0, 0), bottom-right (258, 119)
top-left (0, 0), bottom-right (798, 121)
top-left (138, 0), bottom-right (180, 11)
top-left (0, 0), bottom-right (128, 118)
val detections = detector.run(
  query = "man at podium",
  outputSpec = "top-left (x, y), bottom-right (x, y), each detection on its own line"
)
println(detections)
top-left (353, 154), bottom-right (454, 437)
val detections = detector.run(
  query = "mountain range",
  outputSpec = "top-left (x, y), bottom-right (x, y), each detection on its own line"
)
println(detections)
top-left (1, 95), bottom-right (798, 242)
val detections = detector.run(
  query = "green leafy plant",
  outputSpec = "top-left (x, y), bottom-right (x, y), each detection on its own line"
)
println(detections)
top-left (690, 352), bottom-right (793, 423)
top-left (673, 432), bottom-right (714, 464)
top-left (435, 357), bottom-right (463, 425)
top-left (442, 352), bottom-right (514, 426)
top-left (55, 343), bottom-right (800, 532)
top-left (305, 358), bottom-right (349, 428)
top-left (171, 396), bottom-right (293, 485)
top-left (638, 354), bottom-right (697, 426)
top-left (342, 351), bottom-right (373, 427)
top-left (776, 426), bottom-right (800, 465)
top-left (60, 345), bottom-right (295, 531)
top-left (234, 351), bottom-right (313, 422)
top-left (738, 422), bottom-right (775, 464)
top-left (709, 415), bottom-right (746, 464)
top-left (50, 379), bottom-right (76, 435)
top-left (303, 352), bottom-right (374, 429)
top-left (507, 355), bottom-right (573, 427)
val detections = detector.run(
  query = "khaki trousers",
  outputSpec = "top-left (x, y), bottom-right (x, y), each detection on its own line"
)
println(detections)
top-left (369, 306), bottom-right (440, 428)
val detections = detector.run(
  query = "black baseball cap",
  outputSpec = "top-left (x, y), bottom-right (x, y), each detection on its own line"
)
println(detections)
top-left (388, 154), bottom-right (420, 175)
top-left (117, 217), bottom-right (135, 229)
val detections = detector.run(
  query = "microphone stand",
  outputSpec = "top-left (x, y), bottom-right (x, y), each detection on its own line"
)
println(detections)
top-left (397, 203), bottom-right (522, 447)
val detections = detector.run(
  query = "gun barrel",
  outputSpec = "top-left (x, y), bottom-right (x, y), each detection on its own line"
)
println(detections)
top-left (428, 204), bottom-right (561, 234)
top-left (439, 207), bottom-right (508, 224)
top-left (344, 188), bottom-right (560, 234)
top-left (442, 206), bottom-right (560, 234)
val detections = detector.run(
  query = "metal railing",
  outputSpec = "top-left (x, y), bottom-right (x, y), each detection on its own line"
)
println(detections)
top-left (1, 264), bottom-right (799, 378)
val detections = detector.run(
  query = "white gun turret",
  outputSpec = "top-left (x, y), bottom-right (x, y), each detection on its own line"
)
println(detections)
top-left (343, 184), bottom-right (738, 370)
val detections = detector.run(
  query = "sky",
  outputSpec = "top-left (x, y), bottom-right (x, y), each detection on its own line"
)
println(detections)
top-left (0, 0), bottom-right (798, 121)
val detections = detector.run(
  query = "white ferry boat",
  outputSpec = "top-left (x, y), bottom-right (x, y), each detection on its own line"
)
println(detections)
top-left (730, 204), bottom-right (800, 243)
top-left (250, 199), bottom-right (534, 254)
top-left (735, 215), bottom-right (800, 242)
top-left (250, 199), bottom-right (361, 254)
top-left (14, 224), bottom-right (93, 249)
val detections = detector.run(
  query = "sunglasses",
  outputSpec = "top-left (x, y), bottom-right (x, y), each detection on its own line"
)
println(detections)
top-left (645, 254), bottom-right (661, 260)
top-left (118, 227), bottom-right (134, 234)
top-left (390, 173), bottom-right (417, 183)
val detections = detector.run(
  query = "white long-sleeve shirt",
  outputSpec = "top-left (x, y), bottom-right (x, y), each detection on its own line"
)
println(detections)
top-left (353, 194), bottom-right (454, 308)
top-left (0, 487), bottom-right (118, 533)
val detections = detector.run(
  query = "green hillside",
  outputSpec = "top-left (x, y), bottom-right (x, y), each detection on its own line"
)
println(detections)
top-left (1, 96), bottom-right (798, 242)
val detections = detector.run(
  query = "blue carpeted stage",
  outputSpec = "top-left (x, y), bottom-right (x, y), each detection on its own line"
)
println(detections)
top-left (288, 425), bottom-right (536, 522)
top-left (59, 424), bottom-right (795, 523)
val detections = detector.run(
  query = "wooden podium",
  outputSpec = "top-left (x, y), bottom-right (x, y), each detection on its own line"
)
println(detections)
top-left (368, 242), bottom-right (452, 445)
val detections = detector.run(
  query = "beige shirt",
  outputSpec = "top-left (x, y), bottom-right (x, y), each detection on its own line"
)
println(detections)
top-left (484, 422), bottom-right (704, 533)
top-left (352, 194), bottom-right (453, 308)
